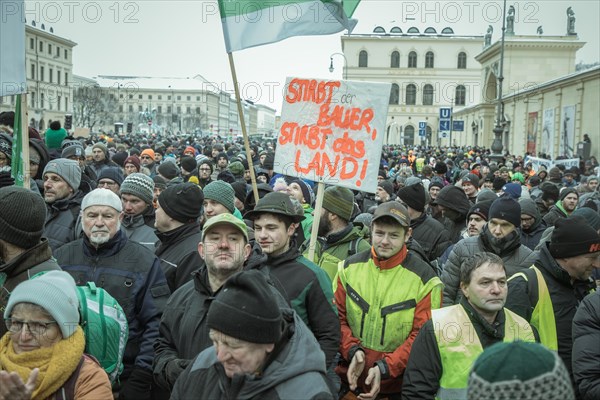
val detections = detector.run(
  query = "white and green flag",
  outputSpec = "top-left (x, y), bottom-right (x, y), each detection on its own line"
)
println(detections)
top-left (218, 0), bottom-right (360, 53)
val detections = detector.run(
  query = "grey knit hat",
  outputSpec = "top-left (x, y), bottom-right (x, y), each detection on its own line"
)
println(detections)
top-left (43, 158), bottom-right (81, 191)
top-left (5, 271), bottom-right (80, 339)
top-left (203, 180), bottom-right (235, 213)
top-left (82, 188), bottom-right (123, 213)
top-left (120, 173), bottom-right (154, 205)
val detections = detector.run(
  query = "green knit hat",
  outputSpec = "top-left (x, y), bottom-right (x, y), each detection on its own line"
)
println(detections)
top-left (45, 121), bottom-right (67, 150)
top-left (322, 185), bottom-right (354, 221)
top-left (203, 180), bottom-right (235, 213)
top-left (467, 341), bottom-right (574, 400)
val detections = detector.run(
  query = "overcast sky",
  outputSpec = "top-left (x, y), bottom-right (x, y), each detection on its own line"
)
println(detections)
top-left (25, 0), bottom-right (600, 113)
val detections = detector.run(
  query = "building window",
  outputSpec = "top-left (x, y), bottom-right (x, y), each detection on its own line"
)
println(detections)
top-left (119, 105), bottom-right (123, 112)
top-left (358, 50), bottom-right (368, 67)
top-left (64, 72), bottom-right (68, 86)
top-left (186, 107), bottom-right (191, 114)
top-left (56, 47), bottom-right (60, 57)
top-left (30, 38), bottom-right (34, 50)
top-left (404, 125), bottom-right (415, 144)
top-left (49, 69), bottom-right (53, 83)
top-left (390, 51), bottom-right (400, 68)
top-left (423, 84), bottom-right (434, 105)
top-left (455, 85), bottom-right (466, 106)
top-left (406, 84), bottom-right (416, 105)
top-left (187, 96), bottom-right (191, 101)
top-left (408, 51), bottom-right (417, 68)
top-left (64, 49), bottom-right (68, 59)
top-left (177, 106), bottom-right (181, 113)
top-left (138, 94), bottom-right (143, 99)
top-left (119, 94), bottom-right (124, 99)
top-left (196, 96), bottom-right (201, 101)
top-left (148, 95), bottom-right (152, 100)
top-left (425, 51), bottom-right (434, 68)
top-left (157, 106), bottom-right (162, 113)
top-left (57, 71), bottom-right (61, 85)
top-left (40, 66), bottom-right (44, 82)
top-left (158, 95), bottom-right (162, 100)
top-left (40, 93), bottom-right (44, 108)
top-left (167, 106), bottom-right (171, 113)
top-left (31, 64), bottom-right (35, 79)
top-left (196, 107), bottom-right (201, 114)
top-left (48, 44), bottom-right (52, 54)
top-left (177, 96), bottom-right (181, 101)
top-left (39, 41), bottom-right (43, 52)
top-left (389, 84), bottom-right (399, 105)
top-left (167, 95), bottom-right (171, 100)
top-left (457, 52), bottom-right (467, 69)
top-left (138, 105), bottom-right (143, 112)
top-left (31, 92), bottom-right (35, 108)
top-left (57, 96), bottom-right (61, 111)
top-left (129, 105), bottom-right (133, 112)
top-left (129, 94), bottom-right (133, 100)
top-left (65, 97), bottom-right (68, 111)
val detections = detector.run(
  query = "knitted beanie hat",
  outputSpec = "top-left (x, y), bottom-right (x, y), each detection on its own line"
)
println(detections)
top-left (153, 175), bottom-right (168, 190)
top-left (44, 122), bottom-right (67, 150)
top-left (467, 341), bottom-right (574, 400)
top-left (322, 186), bottom-right (354, 221)
top-left (203, 180), bottom-right (235, 213)
top-left (207, 270), bottom-right (282, 344)
top-left (571, 207), bottom-right (600, 231)
top-left (289, 179), bottom-right (315, 206)
top-left (4, 271), bottom-right (80, 339)
top-left (97, 167), bottom-right (125, 186)
top-left (559, 187), bottom-right (578, 201)
top-left (501, 183), bottom-right (522, 199)
top-left (549, 217), bottom-right (600, 258)
top-left (231, 181), bottom-right (248, 204)
top-left (467, 199), bottom-right (493, 221)
top-left (158, 161), bottom-right (179, 180)
top-left (493, 177), bottom-right (507, 192)
top-left (378, 180), bottom-right (394, 196)
top-left (462, 173), bottom-right (480, 188)
top-left (180, 156), bottom-right (197, 174)
top-left (228, 161), bottom-right (245, 178)
top-left (0, 186), bottom-right (46, 248)
top-left (43, 158), bottom-right (81, 191)
top-left (82, 188), bottom-right (123, 212)
top-left (476, 188), bottom-right (498, 203)
top-left (548, 167), bottom-right (562, 180)
top-left (124, 156), bottom-right (141, 172)
top-left (158, 182), bottom-right (204, 223)
top-left (61, 142), bottom-right (85, 159)
top-left (398, 183), bottom-right (426, 212)
top-left (489, 196), bottom-right (521, 227)
top-left (540, 182), bottom-right (560, 202)
top-left (120, 173), bottom-right (155, 205)
top-left (140, 148), bottom-right (155, 161)
top-left (92, 142), bottom-right (108, 156)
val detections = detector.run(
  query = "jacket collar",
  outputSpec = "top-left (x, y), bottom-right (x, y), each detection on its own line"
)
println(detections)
top-left (83, 229), bottom-right (128, 257)
top-left (0, 239), bottom-right (53, 276)
top-left (372, 244), bottom-right (408, 270)
top-left (156, 222), bottom-right (200, 245)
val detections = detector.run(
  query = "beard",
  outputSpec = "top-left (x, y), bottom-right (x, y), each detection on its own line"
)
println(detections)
top-left (318, 214), bottom-right (332, 237)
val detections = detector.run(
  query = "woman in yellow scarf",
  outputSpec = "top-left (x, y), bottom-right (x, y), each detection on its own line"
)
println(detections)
top-left (0, 271), bottom-right (112, 399)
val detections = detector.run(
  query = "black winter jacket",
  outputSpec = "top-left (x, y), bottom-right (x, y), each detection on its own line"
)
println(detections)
top-left (44, 190), bottom-right (84, 251)
top-left (155, 223), bottom-right (203, 292)
top-left (411, 213), bottom-right (452, 261)
top-left (572, 291), bottom-right (600, 400)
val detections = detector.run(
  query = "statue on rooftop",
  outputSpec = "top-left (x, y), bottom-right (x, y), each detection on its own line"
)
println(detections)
top-left (506, 6), bottom-right (515, 35)
top-left (485, 25), bottom-right (493, 46)
top-left (567, 7), bottom-right (576, 35)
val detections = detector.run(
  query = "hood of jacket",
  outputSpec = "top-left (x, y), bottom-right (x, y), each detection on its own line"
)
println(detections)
top-left (479, 224), bottom-right (522, 257)
top-left (434, 185), bottom-right (471, 217)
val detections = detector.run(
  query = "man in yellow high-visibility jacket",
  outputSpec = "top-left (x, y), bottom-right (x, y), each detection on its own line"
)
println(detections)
top-left (402, 252), bottom-right (536, 400)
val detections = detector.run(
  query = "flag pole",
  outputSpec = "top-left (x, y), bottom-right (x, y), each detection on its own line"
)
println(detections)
top-left (20, 93), bottom-right (30, 189)
top-left (307, 181), bottom-right (325, 262)
top-left (227, 52), bottom-right (260, 204)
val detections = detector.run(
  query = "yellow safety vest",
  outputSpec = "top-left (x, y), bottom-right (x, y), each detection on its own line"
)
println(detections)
top-left (509, 266), bottom-right (558, 351)
top-left (432, 304), bottom-right (536, 400)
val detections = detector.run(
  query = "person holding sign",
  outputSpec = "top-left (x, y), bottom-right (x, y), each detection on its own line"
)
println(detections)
top-left (334, 202), bottom-right (443, 399)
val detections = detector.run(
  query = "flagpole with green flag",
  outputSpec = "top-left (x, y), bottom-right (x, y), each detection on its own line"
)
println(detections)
top-left (11, 94), bottom-right (30, 188)
top-left (218, 0), bottom-right (360, 205)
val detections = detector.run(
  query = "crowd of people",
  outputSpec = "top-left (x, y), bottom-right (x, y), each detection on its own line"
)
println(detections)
top-left (0, 111), bottom-right (599, 400)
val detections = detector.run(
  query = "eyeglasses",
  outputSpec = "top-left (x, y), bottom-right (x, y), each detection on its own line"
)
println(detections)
top-left (199, 167), bottom-right (211, 171)
top-left (98, 180), bottom-right (118, 187)
top-left (140, 156), bottom-right (152, 160)
top-left (5, 318), bottom-right (58, 335)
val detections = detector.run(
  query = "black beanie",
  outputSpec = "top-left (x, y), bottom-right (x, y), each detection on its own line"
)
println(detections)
top-left (541, 183), bottom-right (560, 202)
top-left (0, 186), bottom-right (46, 248)
top-left (489, 196), bottom-right (521, 227)
top-left (467, 199), bottom-right (494, 221)
top-left (231, 181), bottom-right (248, 203)
top-left (263, 154), bottom-right (275, 170)
top-left (379, 180), bottom-right (394, 196)
top-left (559, 188), bottom-right (578, 201)
top-left (493, 177), bottom-right (507, 192)
top-left (398, 183), bottom-right (426, 212)
top-left (180, 156), bottom-right (197, 174)
top-left (550, 217), bottom-right (600, 258)
top-left (158, 182), bottom-right (204, 223)
top-left (207, 270), bottom-right (282, 344)
top-left (158, 161), bottom-right (179, 180)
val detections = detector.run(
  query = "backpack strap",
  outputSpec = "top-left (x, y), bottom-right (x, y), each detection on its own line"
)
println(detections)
top-left (348, 238), bottom-right (362, 257)
top-left (56, 355), bottom-right (87, 400)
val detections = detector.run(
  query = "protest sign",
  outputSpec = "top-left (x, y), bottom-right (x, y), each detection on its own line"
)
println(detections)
top-left (274, 77), bottom-right (391, 193)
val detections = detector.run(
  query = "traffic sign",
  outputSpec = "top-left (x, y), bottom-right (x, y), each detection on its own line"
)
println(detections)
top-left (453, 120), bottom-right (464, 131)
top-left (439, 108), bottom-right (452, 119)
top-left (439, 120), bottom-right (450, 131)
top-left (418, 121), bottom-right (427, 137)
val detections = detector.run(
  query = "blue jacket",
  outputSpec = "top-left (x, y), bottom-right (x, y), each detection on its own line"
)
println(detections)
top-left (54, 229), bottom-right (170, 377)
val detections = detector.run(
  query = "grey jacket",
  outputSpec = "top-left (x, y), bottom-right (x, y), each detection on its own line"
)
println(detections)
top-left (122, 212), bottom-right (158, 251)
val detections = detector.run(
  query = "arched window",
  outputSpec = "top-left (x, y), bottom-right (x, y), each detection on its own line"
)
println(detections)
top-left (404, 125), bottom-right (415, 145)
top-left (423, 84), bottom-right (434, 105)
top-left (408, 51), bottom-right (417, 68)
top-left (457, 52), bottom-right (467, 69)
top-left (389, 84), bottom-right (400, 104)
top-left (358, 50), bottom-right (368, 67)
top-left (390, 27), bottom-right (402, 34)
top-left (406, 84), bottom-right (417, 105)
top-left (424, 27), bottom-right (437, 34)
top-left (441, 27), bottom-right (454, 34)
top-left (373, 26), bottom-right (386, 34)
top-left (425, 51), bottom-right (434, 68)
top-left (407, 27), bottom-right (420, 34)
top-left (390, 51), bottom-right (400, 68)
top-left (455, 85), bottom-right (466, 106)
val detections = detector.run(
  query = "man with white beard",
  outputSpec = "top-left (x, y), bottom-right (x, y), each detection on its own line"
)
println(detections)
top-left (55, 188), bottom-right (170, 400)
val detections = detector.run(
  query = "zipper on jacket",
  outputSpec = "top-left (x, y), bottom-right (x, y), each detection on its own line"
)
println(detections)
top-left (346, 284), bottom-right (370, 338)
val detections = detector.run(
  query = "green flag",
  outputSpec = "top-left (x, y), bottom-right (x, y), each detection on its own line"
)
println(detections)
top-left (11, 94), bottom-right (25, 187)
top-left (218, 0), bottom-right (359, 53)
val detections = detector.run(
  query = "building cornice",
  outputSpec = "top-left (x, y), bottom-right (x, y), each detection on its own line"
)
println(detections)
top-left (26, 25), bottom-right (77, 47)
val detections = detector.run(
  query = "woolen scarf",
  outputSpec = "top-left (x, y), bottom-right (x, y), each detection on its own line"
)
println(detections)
top-left (0, 326), bottom-right (85, 399)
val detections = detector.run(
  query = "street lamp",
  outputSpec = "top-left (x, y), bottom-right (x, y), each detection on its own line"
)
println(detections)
top-left (329, 52), bottom-right (348, 80)
top-left (490, 0), bottom-right (509, 162)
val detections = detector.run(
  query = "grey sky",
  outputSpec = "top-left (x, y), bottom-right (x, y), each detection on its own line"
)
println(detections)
top-left (24, 0), bottom-right (600, 113)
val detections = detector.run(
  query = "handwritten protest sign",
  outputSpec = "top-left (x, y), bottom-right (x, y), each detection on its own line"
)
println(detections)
top-left (274, 77), bottom-right (391, 193)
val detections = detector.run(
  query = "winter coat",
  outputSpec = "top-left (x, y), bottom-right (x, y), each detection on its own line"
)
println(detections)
top-left (0, 238), bottom-right (61, 336)
top-left (155, 223), bottom-right (203, 292)
top-left (121, 211), bottom-right (158, 251)
top-left (55, 230), bottom-right (171, 379)
top-left (572, 291), bottom-right (600, 400)
top-left (542, 201), bottom-right (569, 227)
top-left (44, 190), bottom-right (85, 251)
top-left (442, 225), bottom-right (536, 306)
top-left (171, 310), bottom-right (333, 400)
top-left (519, 198), bottom-right (547, 250)
top-left (411, 213), bottom-right (452, 261)
top-left (432, 185), bottom-right (471, 244)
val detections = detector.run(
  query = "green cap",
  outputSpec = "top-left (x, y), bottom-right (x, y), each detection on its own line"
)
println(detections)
top-left (202, 213), bottom-right (249, 242)
top-left (244, 192), bottom-right (305, 223)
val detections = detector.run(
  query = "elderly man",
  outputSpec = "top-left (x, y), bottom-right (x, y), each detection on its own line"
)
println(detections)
top-left (154, 213), bottom-right (267, 392)
top-left (402, 253), bottom-right (536, 399)
top-left (55, 188), bottom-right (170, 400)
top-left (442, 196), bottom-right (536, 306)
top-left (42, 158), bottom-right (84, 251)
top-left (171, 270), bottom-right (333, 399)
top-left (0, 186), bottom-right (61, 336)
